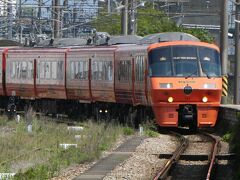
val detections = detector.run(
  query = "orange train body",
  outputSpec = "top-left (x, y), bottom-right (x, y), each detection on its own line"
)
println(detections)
top-left (0, 36), bottom-right (222, 129)
top-left (148, 41), bottom-right (222, 129)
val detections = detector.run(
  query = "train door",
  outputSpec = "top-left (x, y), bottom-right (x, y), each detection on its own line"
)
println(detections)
top-left (115, 49), bottom-right (133, 104)
top-left (35, 50), bottom-right (66, 99)
top-left (134, 53), bottom-right (148, 105)
top-left (66, 50), bottom-right (90, 101)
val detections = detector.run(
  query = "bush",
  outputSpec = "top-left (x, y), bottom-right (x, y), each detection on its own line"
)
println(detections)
top-left (144, 129), bottom-right (159, 137)
top-left (123, 127), bottom-right (134, 136)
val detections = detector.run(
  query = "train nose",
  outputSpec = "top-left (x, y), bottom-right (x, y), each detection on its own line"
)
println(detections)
top-left (182, 105), bottom-right (194, 120)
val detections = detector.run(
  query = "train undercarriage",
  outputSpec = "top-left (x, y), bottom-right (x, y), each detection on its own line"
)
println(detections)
top-left (0, 96), bottom-right (153, 128)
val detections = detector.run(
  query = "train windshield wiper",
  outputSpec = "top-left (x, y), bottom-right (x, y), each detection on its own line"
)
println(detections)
top-left (202, 68), bottom-right (211, 79)
top-left (185, 70), bottom-right (197, 79)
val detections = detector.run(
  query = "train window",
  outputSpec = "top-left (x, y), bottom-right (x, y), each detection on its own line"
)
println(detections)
top-left (98, 61), bottom-right (103, 80)
top-left (38, 61), bottom-right (63, 80)
top-left (45, 62), bottom-right (51, 79)
top-left (92, 61), bottom-right (97, 80)
top-left (172, 46), bottom-right (198, 77)
top-left (57, 61), bottom-right (64, 80)
top-left (39, 62), bottom-right (45, 79)
top-left (135, 56), bottom-right (145, 82)
top-left (21, 61), bottom-right (27, 79)
top-left (51, 62), bottom-right (57, 79)
top-left (105, 61), bottom-right (113, 81)
top-left (27, 61), bottom-right (33, 79)
top-left (70, 62), bottom-right (75, 79)
top-left (92, 60), bottom-right (112, 81)
top-left (118, 60), bottom-right (131, 82)
top-left (148, 47), bottom-right (172, 77)
top-left (10, 62), bottom-right (16, 79)
top-left (83, 61), bottom-right (88, 80)
top-left (16, 62), bottom-right (21, 79)
top-left (9, 61), bottom-right (33, 80)
top-left (78, 61), bottom-right (83, 79)
top-left (199, 47), bottom-right (221, 77)
top-left (69, 61), bottom-right (88, 80)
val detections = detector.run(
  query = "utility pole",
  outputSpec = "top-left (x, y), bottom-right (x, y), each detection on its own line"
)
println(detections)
top-left (108, 0), bottom-right (111, 14)
top-left (130, 0), bottom-right (136, 35)
top-left (53, 0), bottom-right (60, 38)
top-left (18, 0), bottom-right (22, 43)
top-left (63, 0), bottom-right (68, 38)
top-left (220, 0), bottom-right (228, 104)
top-left (7, 0), bottom-right (13, 40)
top-left (38, 0), bottom-right (42, 34)
top-left (121, 0), bottom-right (128, 35)
top-left (235, 0), bottom-right (240, 104)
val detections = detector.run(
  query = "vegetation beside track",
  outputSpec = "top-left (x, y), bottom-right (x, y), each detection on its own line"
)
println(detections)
top-left (0, 114), bottom-right (127, 179)
top-left (221, 112), bottom-right (240, 180)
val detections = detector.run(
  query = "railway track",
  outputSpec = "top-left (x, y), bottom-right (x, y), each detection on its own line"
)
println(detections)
top-left (154, 130), bottom-right (221, 180)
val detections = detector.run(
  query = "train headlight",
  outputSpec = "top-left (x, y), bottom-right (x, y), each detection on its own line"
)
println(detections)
top-left (202, 96), bottom-right (208, 103)
top-left (105, 110), bottom-right (108, 113)
top-left (168, 97), bottom-right (174, 103)
top-left (203, 83), bottom-right (216, 89)
top-left (160, 83), bottom-right (173, 89)
top-left (99, 110), bottom-right (102, 113)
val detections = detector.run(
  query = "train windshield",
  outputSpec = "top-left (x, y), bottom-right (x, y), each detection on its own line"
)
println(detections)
top-left (148, 45), bottom-right (221, 77)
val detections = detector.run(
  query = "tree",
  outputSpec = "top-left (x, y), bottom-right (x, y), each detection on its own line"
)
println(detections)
top-left (90, 2), bottom-right (213, 43)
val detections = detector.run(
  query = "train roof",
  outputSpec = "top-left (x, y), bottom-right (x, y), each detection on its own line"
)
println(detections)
top-left (37, 38), bottom-right (89, 47)
top-left (147, 41), bottom-right (219, 52)
top-left (0, 39), bottom-right (22, 47)
top-left (139, 32), bottom-right (200, 44)
top-left (107, 35), bottom-right (142, 45)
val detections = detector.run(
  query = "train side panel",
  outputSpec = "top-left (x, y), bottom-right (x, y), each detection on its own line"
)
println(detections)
top-left (0, 49), bottom-right (5, 96)
top-left (5, 49), bottom-right (35, 98)
top-left (115, 45), bottom-right (135, 104)
top-left (132, 46), bottom-right (149, 105)
top-left (66, 47), bottom-right (116, 103)
top-left (35, 49), bottom-right (67, 99)
top-left (90, 48), bottom-right (115, 102)
top-left (115, 45), bottom-right (149, 106)
top-left (66, 52), bottom-right (91, 100)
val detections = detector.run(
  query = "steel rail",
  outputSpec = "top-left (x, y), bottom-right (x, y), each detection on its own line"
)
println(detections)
top-left (153, 131), bottom-right (188, 180)
top-left (200, 131), bottom-right (220, 180)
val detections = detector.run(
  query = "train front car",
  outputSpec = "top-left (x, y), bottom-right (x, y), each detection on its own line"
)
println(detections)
top-left (148, 41), bottom-right (222, 130)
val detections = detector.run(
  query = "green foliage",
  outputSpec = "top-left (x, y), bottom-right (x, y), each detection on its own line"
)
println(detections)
top-left (222, 131), bottom-right (233, 142)
top-left (0, 116), bottom-right (8, 126)
top-left (144, 129), bottom-right (159, 137)
top-left (123, 127), bottom-right (134, 135)
top-left (15, 165), bottom-right (50, 180)
top-left (136, 4), bottom-right (176, 36)
top-left (91, 2), bottom-right (213, 43)
top-left (0, 116), bottom-right (124, 179)
top-left (90, 11), bottom-right (121, 35)
top-left (142, 121), bottom-right (159, 137)
top-left (175, 26), bottom-right (214, 43)
top-left (230, 119), bottom-right (240, 179)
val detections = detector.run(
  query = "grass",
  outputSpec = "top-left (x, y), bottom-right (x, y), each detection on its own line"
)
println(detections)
top-left (142, 121), bottom-right (159, 137)
top-left (0, 114), bottom-right (125, 179)
top-left (123, 127), bottom-right (134, 136)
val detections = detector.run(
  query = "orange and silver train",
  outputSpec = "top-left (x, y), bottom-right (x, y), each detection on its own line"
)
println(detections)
top-left (0, 32), bottom-right (222, 129)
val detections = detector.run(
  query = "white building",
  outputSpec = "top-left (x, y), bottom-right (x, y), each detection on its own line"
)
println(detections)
top-left (0, 0), bottom-right (17, 17)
